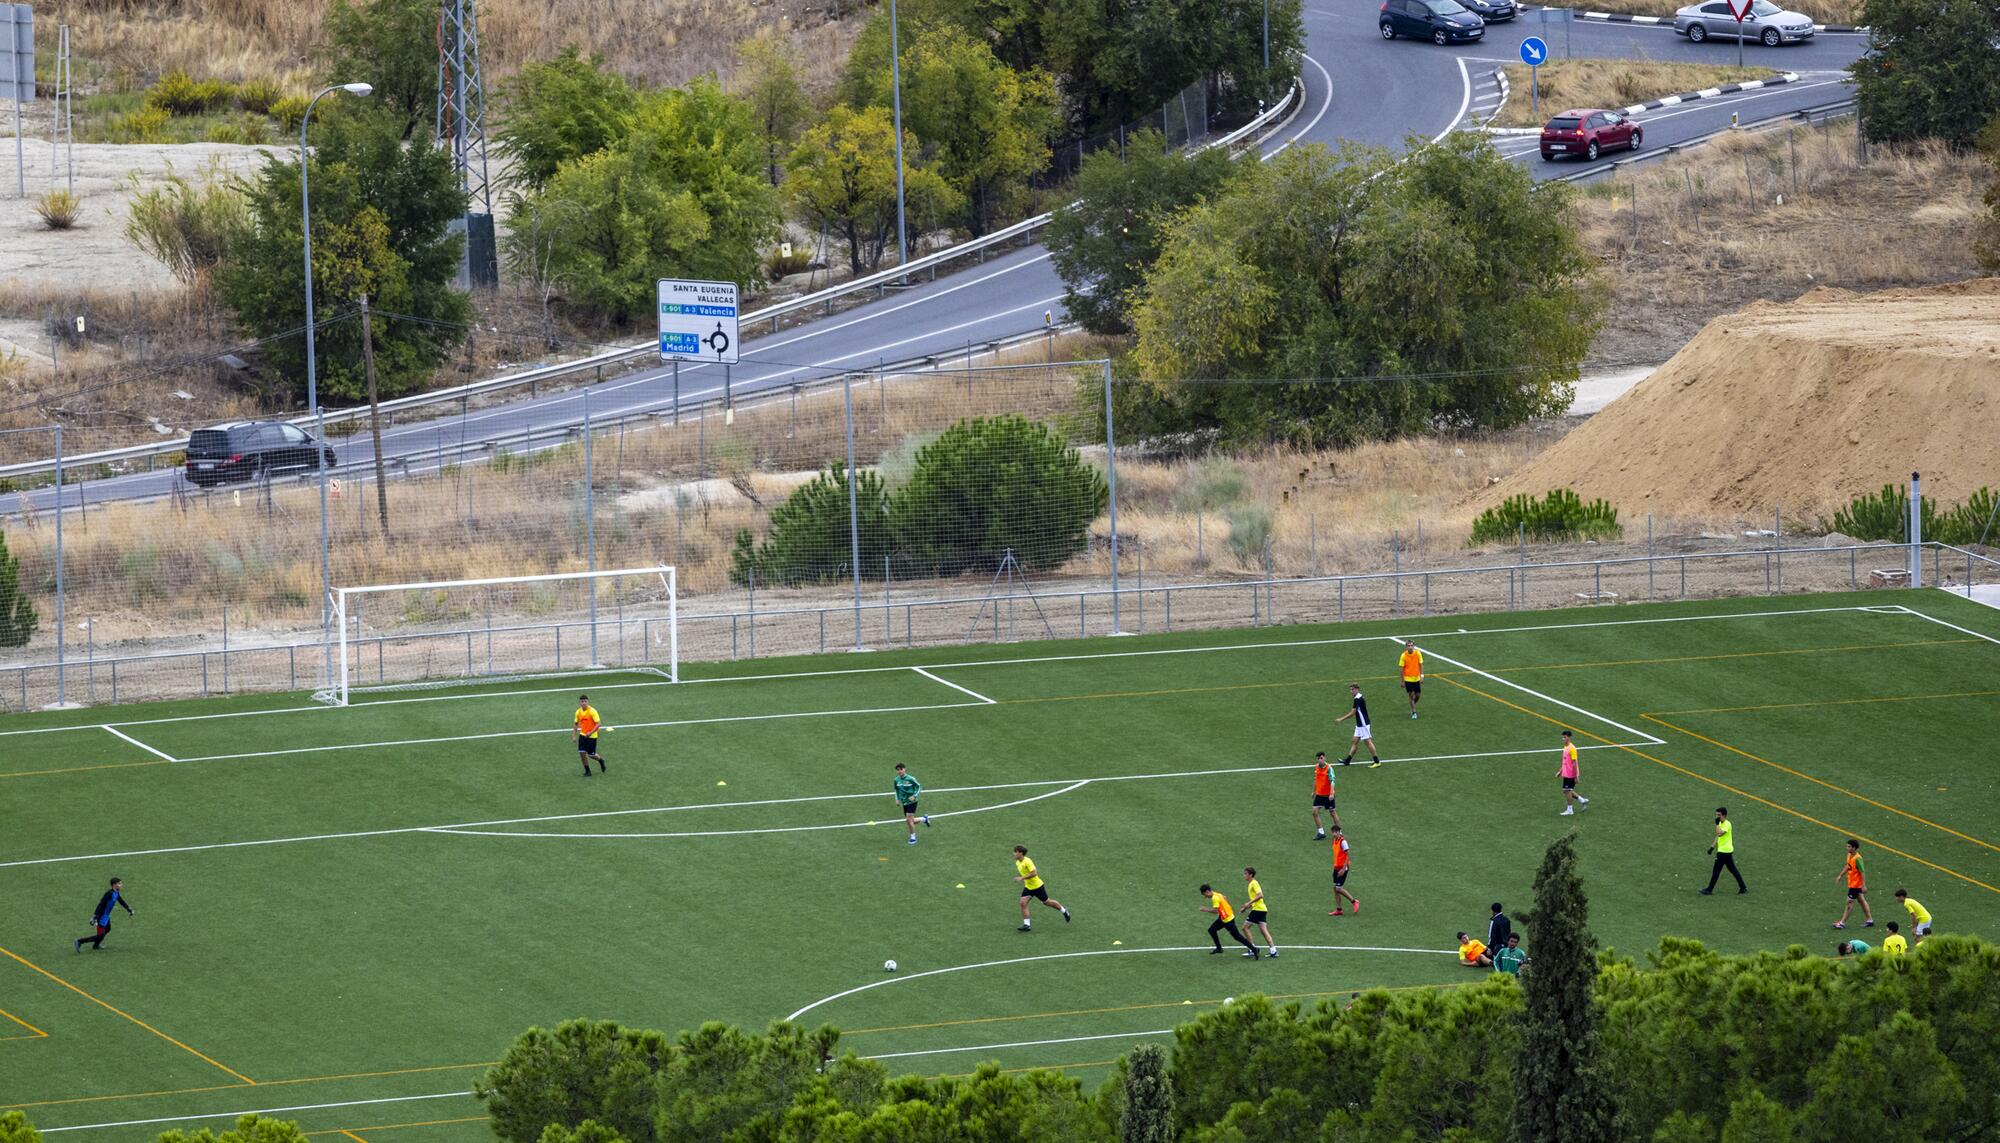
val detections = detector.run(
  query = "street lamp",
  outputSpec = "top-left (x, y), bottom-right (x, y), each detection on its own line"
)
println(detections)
top-left (888, 0), bottom-right (908, 273)
top-left (301, 81), bottom-right (371, 686)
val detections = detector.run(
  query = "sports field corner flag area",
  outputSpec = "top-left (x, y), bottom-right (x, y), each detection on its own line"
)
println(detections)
top-left (4, 589), bottom-right (1999, 1142)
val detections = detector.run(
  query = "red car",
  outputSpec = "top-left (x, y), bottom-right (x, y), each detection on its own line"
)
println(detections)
top-left (1539, 108), bottom-right (1642, 162)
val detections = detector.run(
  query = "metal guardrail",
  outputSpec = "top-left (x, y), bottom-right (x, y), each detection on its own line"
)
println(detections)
top-left (1550, 98), bottom-right (1856, 183)
top-left (0, 84), bottom-right (1302, 485)
top-left (5, 539), bottom-right (1990, 709)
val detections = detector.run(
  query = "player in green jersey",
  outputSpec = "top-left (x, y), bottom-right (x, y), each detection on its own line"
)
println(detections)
top-left (894, 763), bottom-right (931, 845)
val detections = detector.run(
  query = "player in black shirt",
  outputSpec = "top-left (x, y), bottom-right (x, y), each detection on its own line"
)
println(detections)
top-left (1333, 684), bottom-right (1381, 767)
top-left (75, 877), bottom-right (134, 951)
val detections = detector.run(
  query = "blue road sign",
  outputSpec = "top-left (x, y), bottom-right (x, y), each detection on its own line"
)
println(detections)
top-left (1520, 36), bottom-right (1549, 66)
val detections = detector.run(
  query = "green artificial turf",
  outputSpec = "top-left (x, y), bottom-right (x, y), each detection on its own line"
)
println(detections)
top-left (5, 590), bottom-right (1999, 1143)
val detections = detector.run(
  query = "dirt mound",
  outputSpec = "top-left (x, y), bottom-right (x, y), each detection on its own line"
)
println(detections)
top-left (1487, 279), bottom-right (2000, 522)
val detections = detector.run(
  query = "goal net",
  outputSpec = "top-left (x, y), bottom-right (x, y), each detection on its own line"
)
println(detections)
top-left (318, 566), bottom-right (678, 706)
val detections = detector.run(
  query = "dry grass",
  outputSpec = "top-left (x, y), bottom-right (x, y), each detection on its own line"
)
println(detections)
top-left (1574, 0), bottom-right (1860, 23)
top-left (1572, 122), bottom-right (1988, 367)
top-left (37, 0), bottom-right (863, 95)
top-left (1493, 60), bottom-right (1770, 127)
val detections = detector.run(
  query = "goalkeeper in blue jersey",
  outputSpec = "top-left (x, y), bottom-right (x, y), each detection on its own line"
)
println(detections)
top-left (894, 763), bottom-right (931, 845)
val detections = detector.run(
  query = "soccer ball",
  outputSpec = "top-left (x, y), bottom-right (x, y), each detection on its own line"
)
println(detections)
top-left (1223, 997), bottom-right (1234, 1005)
top-left (884, 960), bottom-right (898, 973)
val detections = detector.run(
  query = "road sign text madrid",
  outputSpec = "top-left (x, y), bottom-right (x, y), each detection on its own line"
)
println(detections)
top-left (658, 279), bottom-right (740, 365)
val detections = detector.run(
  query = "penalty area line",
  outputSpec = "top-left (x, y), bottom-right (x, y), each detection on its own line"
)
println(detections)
top-left (101, 726), bottom-right (178, 762)
top-left (37, 1092), bottom-right (476, 1135)
top-left (911, 667), bottom-right (997, 704)
top-left (1391, 637), bottom-right (1665, 746)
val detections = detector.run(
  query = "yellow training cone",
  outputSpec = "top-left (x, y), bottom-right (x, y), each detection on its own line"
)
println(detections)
top-left (717, 780), bottom-right (727, 786)
top-left (955, 883), bottom-right (967, 889)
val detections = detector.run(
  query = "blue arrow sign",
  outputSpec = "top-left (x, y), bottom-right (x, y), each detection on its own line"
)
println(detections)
top-left (1520, 36), bottom-right (1548, 66)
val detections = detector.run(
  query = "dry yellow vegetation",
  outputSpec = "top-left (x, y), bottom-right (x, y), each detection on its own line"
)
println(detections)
top-left (1493, 60), bottom-right (1768, 127)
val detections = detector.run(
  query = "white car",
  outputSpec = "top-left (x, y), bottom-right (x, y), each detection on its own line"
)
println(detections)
top-left (1674, 0), bottom-right (1816, 44)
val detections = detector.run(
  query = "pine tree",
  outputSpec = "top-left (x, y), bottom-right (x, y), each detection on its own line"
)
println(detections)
top-left (0, 529), bottom-right (38, 649)
top-left (1511, 830), bottom-right (1616, 1143)
top-left (1120, 1043), bottom-right (1176, 1143)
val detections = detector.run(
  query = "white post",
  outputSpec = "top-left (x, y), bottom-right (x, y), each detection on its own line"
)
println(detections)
top-left (1909, 471), bottom-right (1922, 588)
top-left (844, 372), bottom-right (864, 650)
top-left (1103, 360), bottom-right (1123, 634)
top-left (668, 567), bottom-right (679, 682)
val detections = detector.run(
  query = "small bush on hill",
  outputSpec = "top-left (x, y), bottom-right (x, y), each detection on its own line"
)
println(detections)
top-left (1471, 488), bottom-right (1622, 544)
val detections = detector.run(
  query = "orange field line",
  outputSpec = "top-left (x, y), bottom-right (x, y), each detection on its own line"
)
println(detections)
top-left (1648, 689), bottom-right (2000, 716)
top-left (339, 1131), bottom-right (370, 1143)
top-left (3, 1061), bottom-right (494, 1113)
top-left (0, 1005), bottom-right (48, 1038)
top-left (0, 944), bottom-right (254, 1083)
top-left (304, 1120), bottom-right (485, 1139)
top-left (0, 759), bottom-right (170, 780)
top-left (1642, 714), bottom-right (2000, 856)
top-left (1431, 676), bottom-right (2000, 898)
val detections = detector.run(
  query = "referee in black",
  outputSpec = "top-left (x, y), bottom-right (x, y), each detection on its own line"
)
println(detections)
top-left (1700, 807), bottom-right (1747, 895)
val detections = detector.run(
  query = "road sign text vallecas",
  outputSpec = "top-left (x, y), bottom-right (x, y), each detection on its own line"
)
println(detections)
top-left (658, 279), bottom-right (740, 365)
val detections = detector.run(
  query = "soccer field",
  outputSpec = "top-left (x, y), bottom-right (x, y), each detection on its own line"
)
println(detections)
top-left (6, 590), bottom-right (2000, 1143)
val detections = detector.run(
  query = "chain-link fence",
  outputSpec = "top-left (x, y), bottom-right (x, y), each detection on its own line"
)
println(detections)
top-left (1, 365), bottom-right (1994, 709)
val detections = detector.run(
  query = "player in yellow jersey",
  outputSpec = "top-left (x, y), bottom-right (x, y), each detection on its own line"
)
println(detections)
top-left (1012, 846), bottom-right (1071, 931)
top-left (573, 695), bottom-right (606, 777)
top-left (1893, 889), bottom-right (1932, 942)
top-left (1200, 884), bottom-right (1261, 958)
top-left (1242, 867), bottom-right (1278, 958)
top-left (1398, 641), bottom-right (1424, 719)
top-left (1881, 923), bottom-right (1908, 955)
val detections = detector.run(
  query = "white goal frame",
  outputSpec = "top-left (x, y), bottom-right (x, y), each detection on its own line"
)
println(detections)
top-left (318, 565), bottom-right (678, 706)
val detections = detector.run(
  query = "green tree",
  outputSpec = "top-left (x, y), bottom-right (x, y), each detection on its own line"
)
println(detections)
top-left (1850, 0), bottom-right (2000, 147)
top-left (537, 1123), bottom-right (629, 1143)
top-left (475, 1019), bottom-right (672, 1143)
top-left (214, 110), bottom-right (470, 403)
top-left (787, 105), bottom-right (960, 275)
top-left (659, 1022), bottom-right (875, 1143)
top-left (1977, 114), bottom-right (2000, 273)
top-left (1717, 1090), bottom-right (1794, 1143)
top-left (848, 26), bottom-right (1059, 235)
top-left (159, 1117), bottom-right (312, 1143)
top-left (737, 33), bottom-right (814, 188)
top-left (1510, 831), bottom-right (1614, 1143)
top-left (1126, 135), bottom-right (1597, 448)
top-left (507, 79), bottom-right (782, 321)
top-left (729, 465), bottom-right (892, 587)
top-left (494, 47), bottom-right (639, 196)
top-left (1120, 1043), bottom-right (1176, 1143)
top-left (0, 1111), bottom-right (41, 1143)
top-left (322, 0), bottom-right (439, 139)
top-left (890, 414), bottom-right (1107, 576)
top-left (1045, 128), bottom-right (1242, 333)
top-left (1800, 1010), bottom-right (1967, 1137)
top-left (0, 529), bottom-right (38, 649)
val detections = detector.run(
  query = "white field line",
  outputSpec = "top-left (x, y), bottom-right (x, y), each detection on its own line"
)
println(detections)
top-left (911, 666), bottom-right (996, 705)
top-left (0, 602), bottom-right (1896, 740)
top-left (1892, 603), bottom-right (2000, 648)
top-left (0, 745), bottom-right (1631, 869)
top-left (430, 780), bottom-right (1091, 839)
top-left (1389, 637), bottom-right (1666, 745)
top-left (861, 1028), bottom-right (1174, 1061)
top-left (787, 943), bottom-right (1457, 1022)
top-left (100, 726), bottom-right (177, 762)
top-left (169, 701), bottom-right (987, 763)
top-left (38, 1092), bottom-right (474, 1134)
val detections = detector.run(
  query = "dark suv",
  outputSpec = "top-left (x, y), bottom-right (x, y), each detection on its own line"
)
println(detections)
top-left (183, 421), bottom-right (338, 487)
top-left (1379, 0), bottom-right (1485, 43)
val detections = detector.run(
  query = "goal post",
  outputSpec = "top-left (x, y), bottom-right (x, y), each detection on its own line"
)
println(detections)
top-left (317, 566), bottom-right (678, 706)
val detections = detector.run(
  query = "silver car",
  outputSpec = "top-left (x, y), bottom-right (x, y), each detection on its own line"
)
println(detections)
top-left (1674, 0), bottom-right (1816, 44)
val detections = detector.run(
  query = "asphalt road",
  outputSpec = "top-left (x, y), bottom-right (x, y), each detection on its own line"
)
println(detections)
top-left (3, 11), bottom-right (1866, 515)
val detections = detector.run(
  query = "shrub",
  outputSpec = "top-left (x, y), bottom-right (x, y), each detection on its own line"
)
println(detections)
top-left (1471, 488), bottom-right (1622, 545)
top-left (0, 530), bottom-right (38, 648)
top-left (105, 105), bottom-right (173, 144)
top-left (764, 245), bottom-right (813, 280)
top-left (33, 190), bottom-right (79, 230)
top-left (269, 94), bottom-right (310, 134)
top-left (233, 77), bottom-right (283, 115)
top-left (1945, 487), bottom-right (1998, 546)
top-left (146, 70), bottom-right (232, 116)
top-left (1174, 457), bottom-right (1247, 513)
top-left (203, 117), bottom-right (272, 145)
top-left (729, 465), bottom-right (892, 587)
top-left (1224, 503), bottom-right (1274, 563)
top-left (1831, 483), bottom-right (1940, 543)
top-left (125, 163), bottom-right (250, 289)
top-left (891, 414), bottom-right (1107, 575)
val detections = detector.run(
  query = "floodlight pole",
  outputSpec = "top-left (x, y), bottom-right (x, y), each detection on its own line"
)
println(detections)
top-left (302, 82), bottom-right (371, 685)
top-left (53, 424), bottom-right (65, 706)
top-left (889, 0), bottom-right (908, 274)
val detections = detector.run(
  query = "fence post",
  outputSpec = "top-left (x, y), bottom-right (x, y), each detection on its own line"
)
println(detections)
top-left (53, 425), bottom-right (67, 707)
top-left (1680, 556), bottom-right (1688, 598)
top-left (1775, 506), bottom-right (1782, 594)
top-left (585, 390), bottom-right (598, 664)
top-left (1909, 472), bottom-right (1922, 588)
top-left (1392, 533), bottom-right (1401, 614)
top-left (748, 565), bottom-right (756, 659)
top-left (1647, 514), bottom-right (1654, 599)
top-left (1103, 361), bottom-right (1123, 633)
top-left (844, 372), bottom-right (864, 650)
